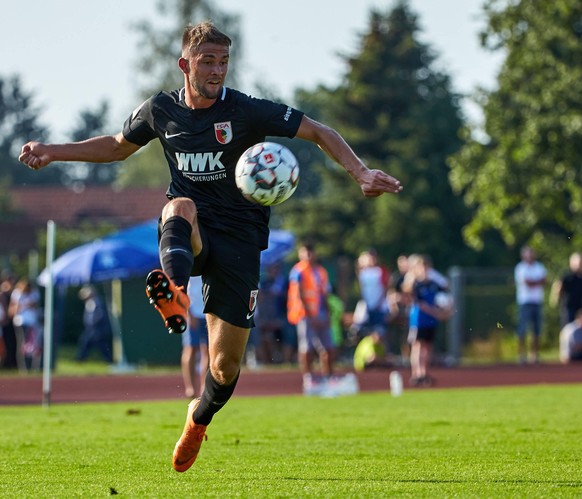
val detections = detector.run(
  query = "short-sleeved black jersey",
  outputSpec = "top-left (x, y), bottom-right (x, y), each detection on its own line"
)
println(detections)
top-left (123, 87), bottom-right (304, 249)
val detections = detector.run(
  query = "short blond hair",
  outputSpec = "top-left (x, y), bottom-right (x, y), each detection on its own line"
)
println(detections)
top-left (182, 21), bottom-right (231, 56)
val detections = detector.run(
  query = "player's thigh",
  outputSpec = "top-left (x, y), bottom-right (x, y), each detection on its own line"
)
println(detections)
top-left (206, 313), bottom-right (250, 377)
top-left (202, 229), bottom-right (261, 328)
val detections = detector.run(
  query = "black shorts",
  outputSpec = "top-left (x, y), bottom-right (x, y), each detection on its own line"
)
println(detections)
top-left (157, 219), bottom-right (261, 329)
top-left (408, 326), bottom-right (437, 344)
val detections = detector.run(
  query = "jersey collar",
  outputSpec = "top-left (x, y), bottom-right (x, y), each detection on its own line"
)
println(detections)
top-left (178, 86), bottom-right (227, 103)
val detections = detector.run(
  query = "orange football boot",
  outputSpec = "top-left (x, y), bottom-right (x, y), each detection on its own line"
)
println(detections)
top-left (173, 398), bottom-right (208, 472)
top-left (145, 269), bottom-right (190, 334)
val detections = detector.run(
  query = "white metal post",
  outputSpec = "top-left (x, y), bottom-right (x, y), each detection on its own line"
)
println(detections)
top-left (42, 220), bottom-right (56, 408)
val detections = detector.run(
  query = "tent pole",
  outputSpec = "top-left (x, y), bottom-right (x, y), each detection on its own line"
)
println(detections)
top-left (110, 278), bottom-right (132, 371)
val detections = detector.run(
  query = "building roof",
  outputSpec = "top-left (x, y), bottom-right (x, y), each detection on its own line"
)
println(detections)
top-left (1, 186), bottom-right (168, 256)
top-left (9, 186), bottom-right (167, 226)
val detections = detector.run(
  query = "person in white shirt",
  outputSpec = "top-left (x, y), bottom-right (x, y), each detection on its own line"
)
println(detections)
top-left (354, 250), bottom-right (390, 335)
top-left (514, 246), bottom-right (547, 364)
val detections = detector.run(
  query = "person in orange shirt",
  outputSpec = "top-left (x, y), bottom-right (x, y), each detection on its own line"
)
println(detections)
top-left (288, 243), bottom-right (335, 393)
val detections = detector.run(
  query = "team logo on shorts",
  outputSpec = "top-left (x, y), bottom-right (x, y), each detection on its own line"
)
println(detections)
top-left (246, 289), bottom-right (259, 320)
top-left (214, 121), bottom-right (232, 144)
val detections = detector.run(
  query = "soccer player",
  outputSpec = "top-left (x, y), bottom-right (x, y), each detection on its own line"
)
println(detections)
top-left (18, 22), bottom-right (402, 472)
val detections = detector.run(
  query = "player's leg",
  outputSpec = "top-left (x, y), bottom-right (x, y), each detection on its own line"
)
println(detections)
top-left (199, 343), bottom-right (209, 395)
top-left (181, 325), bottom-right (199, 398)
top-left (159, 198), bottom-right (197, 288)
top-left (531, 304), bottom-right (542, 363)
top-left (407, 327), bottom-right (422, 383)
top-left (409, 341), bottom-right (421, 381)
top-left (181, 345), bottom-right (197, 398)
top-left (417, 340), bottom-right (428, 379)
top-left (173, 315), bottom-right (249, 472)
top-left (198, 317), bottom-right (210, 395)
top-left (296, 318), bottom-right (313, 379)
top-left (516, 304), bottom-right (528, 363)
top-left (146, 198), bottom-right (203, 334)
top-left (172, 229), bottom-right (259, 471)
top-left (419, 339), bottom-right (435, 386)
top-left (194, 314), bottom-right (250, 422)
top-left (309, 316), bottom-right (334, 378)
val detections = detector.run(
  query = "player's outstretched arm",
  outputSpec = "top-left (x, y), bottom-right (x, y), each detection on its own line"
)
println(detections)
top-left (19, 133), bottom-right (141, 171)
top-left (295, 115), bottom-right (402, 197)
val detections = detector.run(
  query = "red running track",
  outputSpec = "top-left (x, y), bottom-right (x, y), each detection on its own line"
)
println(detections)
top-left (1, 362), bottom-right (581, 406)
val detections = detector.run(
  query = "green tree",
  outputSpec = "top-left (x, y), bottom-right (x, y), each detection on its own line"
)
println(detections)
top-left (279, 2), bottom-right (470, 269)
top-left (118, 0), bottom-right (242, 188)
top-left (449, 0), bottom-right (582, 269)
top-left (58, 100), bottom-right (120, 187)
top-left (0, 75), bottom-right (57, 185)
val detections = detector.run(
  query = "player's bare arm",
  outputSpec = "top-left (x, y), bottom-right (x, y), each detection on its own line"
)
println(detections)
top-left (19, 132), bottom-right (141, 170)
top-left (295, 115), bottom-right (403, 197)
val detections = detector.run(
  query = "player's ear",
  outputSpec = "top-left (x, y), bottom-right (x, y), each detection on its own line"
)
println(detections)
top-left (178, 58), bottom-right (189, 74)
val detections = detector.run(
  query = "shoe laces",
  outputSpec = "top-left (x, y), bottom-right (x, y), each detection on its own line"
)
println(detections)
top-left (183, 424), bottom-right (207, 447)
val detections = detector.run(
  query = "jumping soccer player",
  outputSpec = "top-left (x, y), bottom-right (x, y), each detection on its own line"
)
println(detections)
top-left (19, 21), bottom-right (402, 472)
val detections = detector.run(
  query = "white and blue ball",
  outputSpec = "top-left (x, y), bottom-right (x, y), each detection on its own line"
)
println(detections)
top-left (235, 142), bottom-right (300, 206)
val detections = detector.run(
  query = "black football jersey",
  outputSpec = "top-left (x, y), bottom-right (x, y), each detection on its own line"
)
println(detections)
top-left (122, 87), bottom-right (304, 248)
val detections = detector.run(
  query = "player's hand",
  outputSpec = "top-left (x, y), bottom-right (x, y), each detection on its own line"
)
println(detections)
top-left (19, 142), bottom-right (52, 170)
top-left (358, 168), bottom-right (403, 197)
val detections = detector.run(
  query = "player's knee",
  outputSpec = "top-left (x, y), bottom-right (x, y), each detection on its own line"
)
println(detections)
top-left (162, 197), bottom-right (198, 223)
top-left (210, 358), bottom-right (239, 385)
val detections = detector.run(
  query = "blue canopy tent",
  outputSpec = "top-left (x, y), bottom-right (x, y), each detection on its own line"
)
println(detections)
top-left (260, 229), bottom-right (295, 268)
top-left (37, 219), bottom-right (160, 287)
top-left (38, 219), bottom-right (295, 365)
top-left (39, 219), bottom-right (293, 286)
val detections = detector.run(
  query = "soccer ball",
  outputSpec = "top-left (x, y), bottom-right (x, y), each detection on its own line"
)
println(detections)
top-left (435, 291), bottom-right (454, 309)
top-left (235, 142), bottom-right (300, 206)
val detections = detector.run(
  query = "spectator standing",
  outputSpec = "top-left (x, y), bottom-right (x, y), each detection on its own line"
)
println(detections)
top-left (353, 250), bottom-right (390, 336)
top-left (514, 246), bottom-right (547, 364)
top-left (0, 291), bottom-right (5, 365)
top-left (550, 252), bottom-right (582, 328)
top-left (287, 243), bottom-right (335, 393)
top-left (0, 273), bottom-right (17, 369)
top-left (559, 309), bottom-right (582, 363)
top-left (76, 285), bottom-right (113, 363)
top-left (387, 255), bottom-right (411, 363)
top-left (9, 278), bottom-right (41, 371)
top-left (182, 276), bottom-right (209, 399)
top-left (403, 255), bottom-right (451, 386)
top-left (255, 263), bottom-right (291, 364)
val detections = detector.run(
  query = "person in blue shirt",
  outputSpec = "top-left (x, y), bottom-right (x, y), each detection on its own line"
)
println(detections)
top-left (403, 254), bottom-right (452, 386)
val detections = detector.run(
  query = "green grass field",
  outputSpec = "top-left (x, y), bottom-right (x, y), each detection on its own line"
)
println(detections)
top-left (2, 384), bottom-right (581, 498)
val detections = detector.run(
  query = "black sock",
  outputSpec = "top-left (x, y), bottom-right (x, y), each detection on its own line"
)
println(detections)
top-left (159, 216), bottom-right (193, 289)
top-left (193, 370), bottom-right (240, 426)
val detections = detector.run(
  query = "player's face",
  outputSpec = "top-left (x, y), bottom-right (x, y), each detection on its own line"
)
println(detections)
top-left (186, 43), bottom-right (230, 100)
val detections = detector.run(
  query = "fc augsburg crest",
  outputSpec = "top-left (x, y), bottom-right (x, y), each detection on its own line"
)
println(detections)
top-left (249, 289), bottom-right (258, 313)
top-left (214, 121), bottom-right (233, 144)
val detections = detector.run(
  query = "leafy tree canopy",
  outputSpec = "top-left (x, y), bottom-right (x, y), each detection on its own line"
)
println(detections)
top-left (279, 2), bottom-right (472, 270)
top-left (57, 100), bottom-right (120, 188)
top-left (0, 75), bottom-right (56, 185)
top-left (449, 0), bottom-right (582, 270)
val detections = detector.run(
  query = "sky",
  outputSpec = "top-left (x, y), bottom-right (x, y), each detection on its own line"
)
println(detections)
top-left (2, 0), bottom-right (504, 141)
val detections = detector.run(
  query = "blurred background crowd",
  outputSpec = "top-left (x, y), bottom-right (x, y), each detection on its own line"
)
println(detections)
top-left (2, 245), bottom-right (580, 393)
